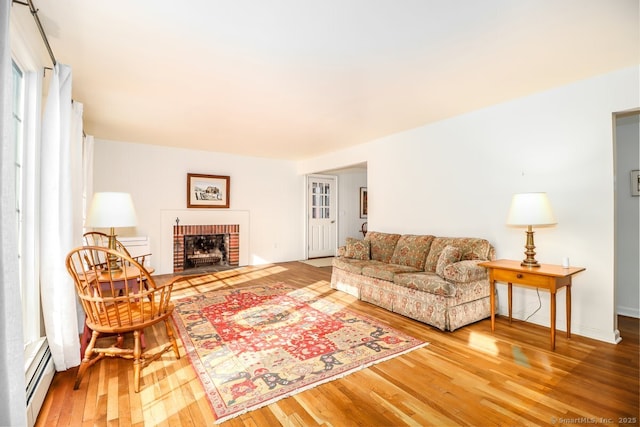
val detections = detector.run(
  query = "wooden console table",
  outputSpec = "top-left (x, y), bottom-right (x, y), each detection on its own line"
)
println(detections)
top-left (478, 259), bottom-right (585, 350)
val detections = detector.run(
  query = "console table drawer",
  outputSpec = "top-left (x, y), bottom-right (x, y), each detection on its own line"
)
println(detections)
top-left (492, 269), bottom-right (551, 287)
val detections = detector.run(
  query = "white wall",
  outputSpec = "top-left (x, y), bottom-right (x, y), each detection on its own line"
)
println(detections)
top-left (299, 66), bottom-right (639, 343)
top-left (92, 140), bottom-right (305, 272)
top-left (95, 66), bottom-right (638, 343)
top-left (615, 114), bottom-right (640, 318)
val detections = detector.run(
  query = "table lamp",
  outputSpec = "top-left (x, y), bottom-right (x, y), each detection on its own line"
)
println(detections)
top-left (506, 192), bottom-right (557, 268)
top-left (85, 192), bottom-right (138, 271)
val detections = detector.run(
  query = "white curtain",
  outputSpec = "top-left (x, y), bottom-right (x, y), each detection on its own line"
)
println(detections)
top-left (40, 64), bottom-right (83, 371)
top-left (0, 2), bottom-right (28, 426)
top-left (75, 104), bottom-right (92, 331)
top-left (84, 134), bottom-right (94, 209)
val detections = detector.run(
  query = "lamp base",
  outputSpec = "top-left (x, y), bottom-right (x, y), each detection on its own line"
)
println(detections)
top-left (107, 227), bottom-right (122, 272)
top-left (520, 259), bottom-right (541, 268)
top-left (521, 226), bottom-right (541, 268)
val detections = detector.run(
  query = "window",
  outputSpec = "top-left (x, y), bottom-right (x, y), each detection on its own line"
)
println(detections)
top-left (12, 60), bottom-right (27, 341)
top-left (311, 181), bottom-right (331, 219)
top-left (12, 59), bottom-right (42, 348)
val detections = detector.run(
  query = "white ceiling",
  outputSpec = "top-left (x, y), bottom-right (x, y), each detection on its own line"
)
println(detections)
top-left (14, 0), bottom-right (640, 160)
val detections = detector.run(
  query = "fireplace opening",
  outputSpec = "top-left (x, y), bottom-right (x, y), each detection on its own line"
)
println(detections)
top-left (173, 224), bottom-right (240, 273)
top-left (184, 234), bottom-right (228, 270)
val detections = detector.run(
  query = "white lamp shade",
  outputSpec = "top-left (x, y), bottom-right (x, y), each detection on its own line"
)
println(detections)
top-left (85, 192), bottom-right (138, 228)
top-left (506, 192), bottom-right (557, 226)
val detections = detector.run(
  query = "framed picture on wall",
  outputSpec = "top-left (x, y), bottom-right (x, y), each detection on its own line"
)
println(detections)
top-left (187, 173), bottom-right (230, 208)
top-left (632, 170), bottom-right (640, 196)
top-left (360, 187), bottom-right (368, 218)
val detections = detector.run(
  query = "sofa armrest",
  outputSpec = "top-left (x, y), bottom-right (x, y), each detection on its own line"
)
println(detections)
top-left (337, 246), bottom-right (346, 257)
top-left (441, 260), bottom-right (488, 283)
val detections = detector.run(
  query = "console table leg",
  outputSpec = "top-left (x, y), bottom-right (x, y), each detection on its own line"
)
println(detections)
top-left (508, 283), bottom-right (513, 325)
top-left (566, 284), bottom-right (572, 339)
top-left (550, 291), bottom-right (557, 350)
top-left (490, 280), bottom-right (496, 332)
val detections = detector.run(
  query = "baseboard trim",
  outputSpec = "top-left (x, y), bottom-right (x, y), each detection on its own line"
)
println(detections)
top-left (617, 305), bottom-right (640, 319)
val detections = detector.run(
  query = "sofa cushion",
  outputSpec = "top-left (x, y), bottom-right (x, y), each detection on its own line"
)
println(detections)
top-left (393, 272), bottom-right (456, 296)
top-left (344, 237), bottom-right (370, 260)
top-left (435, 245), bottom-right (462, 276)
top-left (332, 257), bottom-right (375, 274)
top-left (441, 260), bottom-right (488, 283)
top-left (425, 237), bottom-right (493, 272)
top-left (365, 231), bottom-right (402, 263)
top-left (389, 234), bottom-right (435, 270)
top-left (362, 263), bottom-right (420, 281)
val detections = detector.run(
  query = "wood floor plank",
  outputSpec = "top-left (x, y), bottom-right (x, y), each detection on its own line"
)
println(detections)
top-left (35, 262), bottom-right (640, 426)
top-left (106, 359), bottom-right (119, 423)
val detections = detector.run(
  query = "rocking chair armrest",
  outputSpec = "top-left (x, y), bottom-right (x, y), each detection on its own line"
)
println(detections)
top-left (124, 253), bottom-right (152, 268)
top-left (131, 253), bottom-right (152, 262)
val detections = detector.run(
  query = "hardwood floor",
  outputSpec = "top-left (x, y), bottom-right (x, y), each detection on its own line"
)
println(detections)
top-left (36, 262), bottom-right (639, 426)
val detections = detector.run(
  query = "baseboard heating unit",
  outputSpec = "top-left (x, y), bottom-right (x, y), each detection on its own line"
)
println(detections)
top-left (25, 338), bottom-right (54, 426)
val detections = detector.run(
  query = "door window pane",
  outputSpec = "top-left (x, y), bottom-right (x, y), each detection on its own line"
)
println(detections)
top-left (310, 180), bottom-right (333, 219)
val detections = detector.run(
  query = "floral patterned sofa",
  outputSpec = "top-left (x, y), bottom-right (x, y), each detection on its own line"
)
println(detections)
top-left (331, 231), bottom-right (496, 331)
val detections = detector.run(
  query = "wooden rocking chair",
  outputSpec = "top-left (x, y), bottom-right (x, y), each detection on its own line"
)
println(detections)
top-left (79, 233), bottom-right (154, 356)
top-left (66, 246), bottom-right (182, 392)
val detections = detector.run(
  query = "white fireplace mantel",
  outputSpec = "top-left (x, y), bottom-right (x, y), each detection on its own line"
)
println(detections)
top-left (160, 209), bottom-right (250, 274)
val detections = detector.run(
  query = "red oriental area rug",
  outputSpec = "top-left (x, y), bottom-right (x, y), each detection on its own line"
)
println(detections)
top-left (171, 283), bottom-right (427, 423)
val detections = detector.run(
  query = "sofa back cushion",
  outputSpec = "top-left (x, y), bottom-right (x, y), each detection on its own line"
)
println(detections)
top-left (344, 237), bottom-right (371, 260)
top-left (424, 237), bottom-right (493, 273)
top-left (435, 245), bottom-right (462, 276)
top-left (389, 234), bottom-right (435, 270)
top-left (365, 231), bottom-right (401, 263)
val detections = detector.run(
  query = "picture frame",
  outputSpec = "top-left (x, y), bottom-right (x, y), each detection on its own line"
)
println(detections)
top-left (187, 173), bottom-right (230, 208)
top-left (632, 170), bottom-right (640, 197)
top-left (359, 187), bottom-right (368, 218)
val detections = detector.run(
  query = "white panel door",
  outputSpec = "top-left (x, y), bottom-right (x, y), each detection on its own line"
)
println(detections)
top-left (307, 176), bottom-right (337, 258)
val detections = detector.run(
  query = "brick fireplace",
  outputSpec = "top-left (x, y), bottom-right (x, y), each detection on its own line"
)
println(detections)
top-left (173, 224), bottom-right (240, 272)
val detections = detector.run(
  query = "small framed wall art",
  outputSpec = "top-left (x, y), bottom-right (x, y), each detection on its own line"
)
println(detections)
top-left (632, 170), bottom-right (640, 197)
top-left (360, 187), bottom-right (368, 218)
top-left (187, 173), bottom-right (230, 208)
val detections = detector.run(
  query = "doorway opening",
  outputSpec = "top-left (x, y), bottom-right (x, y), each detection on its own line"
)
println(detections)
top-left (305, 163), bottom-right (368, 260)
top-left (613, 110), bottom-right (640, 330)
